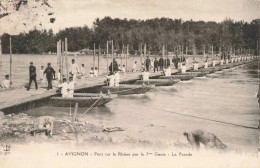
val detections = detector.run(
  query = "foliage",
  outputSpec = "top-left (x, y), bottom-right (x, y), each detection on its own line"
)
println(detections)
top-left (1, 17), bottom-right (259, 55)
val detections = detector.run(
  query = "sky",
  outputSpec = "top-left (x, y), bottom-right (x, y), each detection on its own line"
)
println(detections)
top-left (53, 0), bottom-right (260, 30)
top-left (0, 0), bottom-right (259, 35)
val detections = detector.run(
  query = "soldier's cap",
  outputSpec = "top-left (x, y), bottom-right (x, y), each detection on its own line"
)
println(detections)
top-left (30, 62), bottom-right (33, 64)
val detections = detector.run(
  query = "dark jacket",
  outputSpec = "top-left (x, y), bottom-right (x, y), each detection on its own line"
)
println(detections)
top-left (164, 58), bottom-right (170, 67)
top-left (180, 56), bottom-right (186, 62)
top-left (145, 58), bottom-right (151, 66)
top-left (158, 58), bottom-right (164, 67)
top-left (109, 60), bottom-right (118, 72)
top-left (154, 60), bottom-right (159, 67)
top-left (44, 67), bottom-right (55, 79)
top-left (29, 65), bottom-right (36, 78)
top-left (172, 57), bottom-right (180, 64)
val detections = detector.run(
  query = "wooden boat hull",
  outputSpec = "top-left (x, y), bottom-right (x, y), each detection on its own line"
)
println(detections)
top-left (100, 84), bottom-right (154, 95)
top-left (221, 64), bottom-right (234, 69)
top-left (177, 72), bottom-right (207, 77)
top-left (210, 66), bottom-right (224, 71)
top-left (134, 79), bottom-right (180, 86)
top-left (190, 67), bottom-right (218, 74)
top-left (159, 75), bottom-right (194, 81)
top-left (49, 95), bottom-right (112, 107)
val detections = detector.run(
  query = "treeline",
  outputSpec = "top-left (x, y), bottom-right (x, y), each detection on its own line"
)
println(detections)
top-left (1, 17), bottom-right (259, 55)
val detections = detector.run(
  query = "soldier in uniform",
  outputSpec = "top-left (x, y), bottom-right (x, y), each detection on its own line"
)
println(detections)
top-left (154, 57), bottom-right (159, 73)
top-left (27, 62), bottom-right (38, 90)
top-left (145, 56), bottom-right (151, 71)
top-left (158, 56), bottom-right (164, 70)
top-left (44, 63), bottom-right (55, 90)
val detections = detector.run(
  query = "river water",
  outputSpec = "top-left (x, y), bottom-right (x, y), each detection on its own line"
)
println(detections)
top-left (0, 54), bottom-right (259, 153)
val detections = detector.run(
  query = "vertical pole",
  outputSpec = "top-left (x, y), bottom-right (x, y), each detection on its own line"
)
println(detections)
top-left (192, 44), bottom-right (195, 56)
top-left (61, 41), bottom-right (64, 80)
top-left (140, 43), bottom-right (142, 71)
top-left (121, 44), bottom-right (123, 68)
top-left (203, 45), bottom-right (205, 56)
top-left (165, 45), bottom-right (168, 59)
top-left (0, 39), bottom-right (2, 65)
top-left (212, 45), bottom-right (213, 58)
top-left (57, 41), bottom-right (59, 67)
top-left (106, 41), bottom-right (108, 74)
top-left (59, 40), bottom-right (62, 82)
top-left (186, 46), bottom-right (188, 56)
top-left (9, 37), bottom-right (12, 85)
top-left (98, 44), bottom-right (100, 76)
top-left (112, 40), bottom-right (114, 73)
top-left (93, 43), bottom-right (95, 69)
top-left (126, 44), bottom-right (129, 72)
top-left (162, 45), bottom-right (165, 68)
top-left (181, 45), bottom-right (183, 57)
top-left (144, 43), bottom-right (147, 57)
top-left (257, 40), bottom-right (259, 56)
top-left (65, 38), bottom-right (69, 80)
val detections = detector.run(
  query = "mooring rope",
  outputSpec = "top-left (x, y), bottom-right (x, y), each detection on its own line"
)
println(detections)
top-left (145, 105), bottom-right (258, 130)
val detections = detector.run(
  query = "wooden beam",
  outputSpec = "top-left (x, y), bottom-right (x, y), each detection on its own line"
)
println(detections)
top-left (9, 37), bottom-right (12, 85)
top-left (106, 41), bottom-right (108, 73)
top-left (112, 40), bottom-right (114, 73)
top-left (0, 39), bottom-right (2, 65)
top-left (93, 43), bottom-right (95, 69)
top-left (98, 44), bottom-right (100, 76)
top-left (126, 44), bottom-right (129, 71)
top-left (65, 38), bottom-right (69, 80)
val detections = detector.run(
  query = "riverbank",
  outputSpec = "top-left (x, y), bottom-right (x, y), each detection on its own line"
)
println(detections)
top-left (0, 111), bottom-right (187, 149)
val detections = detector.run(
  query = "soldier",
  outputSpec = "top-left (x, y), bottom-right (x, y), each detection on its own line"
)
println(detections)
top-left (27, 62), bottom-right (38, 90)
top-left (70, 59), bottom-right (80, 83)
top-left (145, 56), bottom-right (151, 71)
top-left (158, 56), bottom-right (164, 70)
top-left (44, 63), bottom-right (55, 90)
top-left (1, 75), bottom-right (11, 89)
top-left (109, 58), bottom-right (119, 73)
top-left (154, 57), bottom-right (159, 73)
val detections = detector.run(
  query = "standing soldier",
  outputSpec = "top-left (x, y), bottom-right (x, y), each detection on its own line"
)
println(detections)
top-left (158, 56), bottom-right (164, 70)
top-left (27, 62), bottom-right (38, 91)
top-left (154, 57), bottom-right (159, 73)
top-left (132, 61), bottom-right (137, 72)
top-left (145, 56), bottom-right (151, 71)
top-left (165, 57), bottom-right (170, 68)
top-left (70, 59), bottom-right (80, 83)
top-left (44, 63), bottom-right (55, 90)
top-left (109, 58), bottom-right (119, 73)
top-left (172, 56), bottom-right (180, 69)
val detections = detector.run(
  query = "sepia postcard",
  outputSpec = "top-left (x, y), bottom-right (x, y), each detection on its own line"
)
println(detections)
top-left (0, 0), bottom-right (259, 167)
